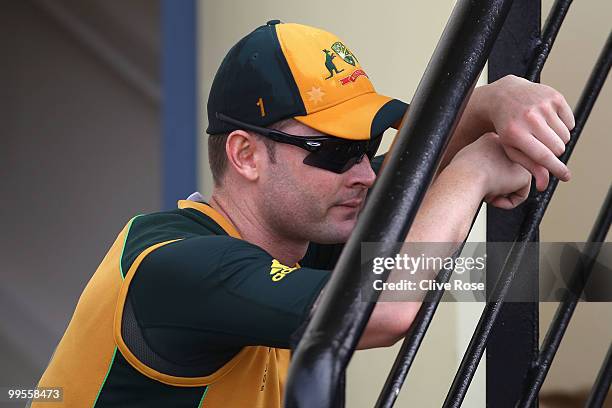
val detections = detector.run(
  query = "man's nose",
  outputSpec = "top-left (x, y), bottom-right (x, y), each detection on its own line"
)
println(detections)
top-left (347, 156), bottom-right (377, 188)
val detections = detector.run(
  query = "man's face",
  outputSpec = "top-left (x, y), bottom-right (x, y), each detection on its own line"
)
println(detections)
top-left (257, 120), bottom-right (377, 244)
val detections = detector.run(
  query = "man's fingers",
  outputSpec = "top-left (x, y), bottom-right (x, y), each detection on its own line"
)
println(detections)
top-left (488, 178), bottom-right (530, 209)
top-left (529, 115), bottom-right (567, 156)
top-left (488, 191), bottom-right (528, 210)
top-left (554, 94), bottom-right (576, 130)
top-left (546, 111), bottom-right (572, 145)
top-left (513, 181), bottom-right (531, 203)
top-left (488, 196), bottom-right (514, 209)
top-left (503, 131), bottom-right (570, 182)
top-left (504, 146), bottom-right (549, 191)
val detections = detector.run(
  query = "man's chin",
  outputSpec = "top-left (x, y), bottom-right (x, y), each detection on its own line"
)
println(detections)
top-left (315, 219), bottom-right (357, 245)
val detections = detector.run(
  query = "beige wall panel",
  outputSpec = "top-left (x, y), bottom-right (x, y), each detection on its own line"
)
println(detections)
top-left (538, 0), bottom-right (611, 398)
top-left (539, 0), bottom-right (611, 243)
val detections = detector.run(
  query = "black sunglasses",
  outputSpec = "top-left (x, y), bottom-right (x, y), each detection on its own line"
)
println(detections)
top-left (216, 113), bottom-right (382, 174)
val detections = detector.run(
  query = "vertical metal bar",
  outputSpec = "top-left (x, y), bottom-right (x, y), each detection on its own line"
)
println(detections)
top-left (284, 1), bottom-right (515, 407)
top-left (517, 185), bottom-right (612, 408)
top-left (486, 1), bottom-right (542, 407)
top-left (586, 342), bottom-right (612, 408)
top-left (446, 27), bottom-right (611, 408)
top-left (162, 0), bottom-right (197, 209)
top-left (487, 2), bottom-right (575, 406)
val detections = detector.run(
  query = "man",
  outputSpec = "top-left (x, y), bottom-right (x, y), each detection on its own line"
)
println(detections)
top-left (34, 21), bottom-right (574, 407)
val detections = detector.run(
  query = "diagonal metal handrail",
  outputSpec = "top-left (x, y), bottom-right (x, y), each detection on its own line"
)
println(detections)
top-left (374, 213), bottom-right (480, 408)
top-left (375, 1), bottom-right (577, 406)
top-left (516, 183), bottom-right (611, 407)
top-left (525, 0), bottom-right (573, 82)
top-left (443, 29), bottom-right (612, 408)
top-left (283, 1), bottom-right (515, 406)
top-left (586, 341), bottom-right (612, 408)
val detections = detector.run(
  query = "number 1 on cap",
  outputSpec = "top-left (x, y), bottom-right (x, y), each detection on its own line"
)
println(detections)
top-left (256, 97), bottom-right (266, 117)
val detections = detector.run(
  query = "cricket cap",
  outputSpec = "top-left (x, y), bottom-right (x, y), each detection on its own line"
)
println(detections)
top-left (206, 20), bottom-right (408, 140)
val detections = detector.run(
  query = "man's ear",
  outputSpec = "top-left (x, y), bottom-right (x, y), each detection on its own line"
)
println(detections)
top-left (225, 130), bottom-right (262, 182)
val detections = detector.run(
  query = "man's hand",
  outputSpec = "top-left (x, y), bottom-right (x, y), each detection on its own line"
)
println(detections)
top-left (366, 131), bottom-right (534, 349)
top-left (450, 132), bottom-right (532, 210)
top-left (473, 75), bottom-right (576, 191)
top-left (363, 134), bottom-right (531, 349)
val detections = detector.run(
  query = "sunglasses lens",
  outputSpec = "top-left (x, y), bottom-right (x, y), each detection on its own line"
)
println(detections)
top-left (303, 136), bottom-right (381, 173)
top-left (216, 113), bottom-right (387, 173)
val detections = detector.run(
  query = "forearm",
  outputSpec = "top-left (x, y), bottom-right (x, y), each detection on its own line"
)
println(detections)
top-left (358, 163), bottom-right (486, 349)
top-left (407, 161), bottom-right (486, 243)
top-left (438, 86), bottom-right (493, 172)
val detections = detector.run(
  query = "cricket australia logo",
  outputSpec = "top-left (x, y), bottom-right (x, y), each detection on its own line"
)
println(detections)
top-left (331, 41), bottom-right (359, 66)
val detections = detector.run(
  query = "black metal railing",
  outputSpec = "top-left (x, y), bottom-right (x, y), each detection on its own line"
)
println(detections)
top-left (284, 0), bottom-right (611, 406)
top-left (485, 1), bottom-right (541, 402)
top-left (586, 340), bottom-right (612, 408)
top-left (374, 0), bottom-right (577, 404)
top-left (285, 0), bottom-right (514, 406)
top-left (444, 27), bottom-right (612, 408)
top-left (515, 33), bottom-right (612, 407)
top-left (517, 185), bottom-right (611, 407)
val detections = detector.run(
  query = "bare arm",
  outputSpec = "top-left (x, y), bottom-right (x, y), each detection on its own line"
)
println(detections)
top-left (357, 163), bottom-right (485, 348)
top-left (327, 75), bottom-right (574, 350)
top-left (437, 87), bottom-right (491, 172)
top-left (357, 133), bottom-right (532, 349)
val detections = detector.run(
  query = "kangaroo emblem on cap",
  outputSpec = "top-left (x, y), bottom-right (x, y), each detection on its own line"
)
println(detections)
top-left (323, 49), bottom-right (344, 80)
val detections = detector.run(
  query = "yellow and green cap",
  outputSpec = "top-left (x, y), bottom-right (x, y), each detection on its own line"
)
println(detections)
top-left (206, 20), bottom-right (408, 141)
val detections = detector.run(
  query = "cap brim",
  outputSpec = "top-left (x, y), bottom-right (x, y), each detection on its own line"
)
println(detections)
top-left (293, 93), bottom-right (408, 140)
